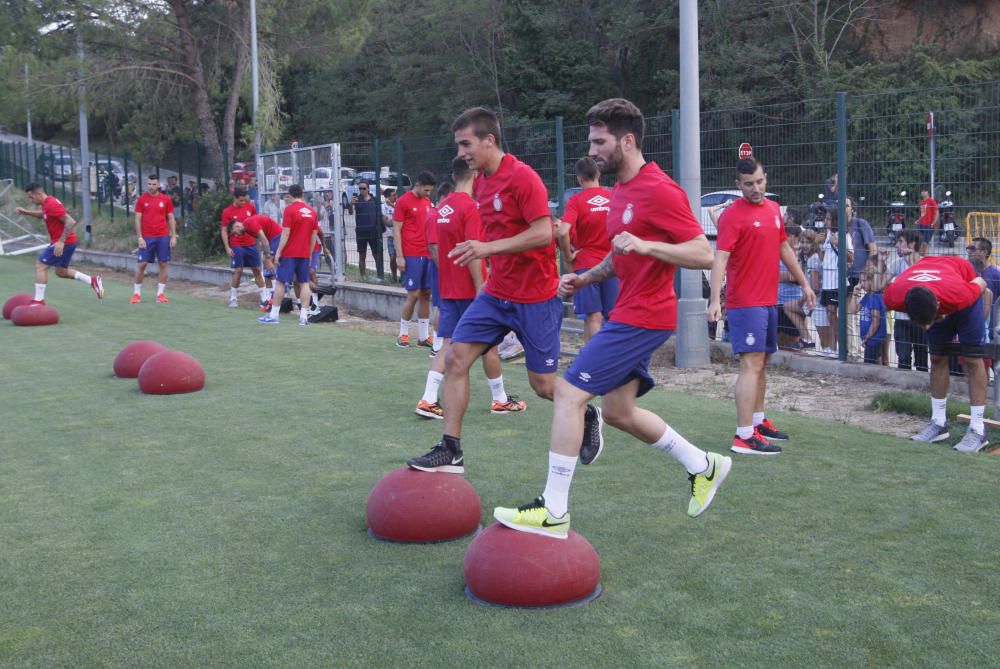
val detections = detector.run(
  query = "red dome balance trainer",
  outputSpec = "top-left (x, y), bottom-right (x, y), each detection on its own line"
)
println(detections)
top-left (366, 467), bottom-right (481, 542)
top-left (11, 304), bottom-right (59, 326)
top-left (137, 350), bottom-right (205, 394)
top-left (3, 294), bottom-right (34, 320)
top-left (113, 340), bottom-right (168, 378)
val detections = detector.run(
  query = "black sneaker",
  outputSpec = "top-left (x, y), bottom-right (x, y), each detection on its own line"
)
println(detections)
top-left (407, 441), bottom-right (464, 473)
top-left (754, 418), bottom-right (789, 441)
top-left (579, 404), bottom-right (605, 465)
top-left (730, 431), bottom-right (782, 455)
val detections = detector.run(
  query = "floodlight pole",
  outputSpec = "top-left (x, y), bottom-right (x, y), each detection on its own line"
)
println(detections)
top-left (76, 28), bottom-right (92, 242)
top-left (675, 0), bottom-right (710, 367)
top-left (251, 0), bottom-right (260, 157)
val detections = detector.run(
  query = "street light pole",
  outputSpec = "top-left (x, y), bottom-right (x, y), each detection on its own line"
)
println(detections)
top-left (250, 0), bottom-right (260, 158)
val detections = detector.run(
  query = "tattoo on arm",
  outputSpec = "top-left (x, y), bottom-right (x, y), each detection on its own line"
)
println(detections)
top-left (584, 253), bottom-right (616, 283)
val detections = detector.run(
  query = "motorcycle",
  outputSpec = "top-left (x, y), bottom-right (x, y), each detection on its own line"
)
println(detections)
top-left (886, 190), bottom-right (907, 242)
top-left (938, 189), bottom-right (957, 247)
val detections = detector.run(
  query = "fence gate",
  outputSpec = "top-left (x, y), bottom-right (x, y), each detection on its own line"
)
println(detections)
top-left (0, 178), bottom-right (49, 256)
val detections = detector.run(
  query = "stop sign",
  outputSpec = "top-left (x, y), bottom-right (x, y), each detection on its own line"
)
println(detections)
top-left (738, 142), bottom-right (753, 159)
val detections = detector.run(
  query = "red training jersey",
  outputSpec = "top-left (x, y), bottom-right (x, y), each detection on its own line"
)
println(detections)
top-left (562, 186), bottom-right (612, 270)
top-left (883, 255), bottom-right (982, 316)
top-left (280, 201), bottom-right (319, 258)
top-left (918, 197), bottom-right (938, 228)
top-left (435, 192), bottom-right (486, 300)
top-left (222, 202), bottom-right (258, 247)
top-left (607, 162), bottom-right (704, 330)
top-left (424, 205), bottom-right (439, 248)
top-left (42, 196), bottom-right (77, 245)
top-left (716, 198), bottom-right (786, 308)
top-left (475, 153), bottom-right (557, 303)
top-left (393, 191), bottom-right (431, 257)
top-left (135, 192), bottom-right (174, 237)
top-left (244, 214), bottom-right (282, 241)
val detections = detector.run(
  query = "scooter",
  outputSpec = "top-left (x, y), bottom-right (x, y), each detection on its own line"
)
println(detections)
top-left (886, 190), bottom-right (907, 242)
top-left (938, 189), bottom-right (957, 247)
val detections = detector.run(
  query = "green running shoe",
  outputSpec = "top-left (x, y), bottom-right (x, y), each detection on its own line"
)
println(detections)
top-left (688, 452), bottom-right (732, 518)
top-left (493, 496), bottom-right (570, 540)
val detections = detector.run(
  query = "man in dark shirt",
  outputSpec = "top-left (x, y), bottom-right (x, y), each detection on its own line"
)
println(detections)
top-left (349, 179), bottom-right (383, 280)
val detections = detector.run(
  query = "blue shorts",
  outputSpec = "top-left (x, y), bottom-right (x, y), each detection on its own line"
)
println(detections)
top-left (38, 242), bottom-right (77, 268)
top-left (428, 262), bottom-right (441, 308)
top-left (403, 256), bottom-right (432, 291)
top-left (386, 237), bottom-right (396, 258)
top-left (452, 292), bottom-right (563, 374)
top-left (276, 257), bottom-right (311, 284)
top-left (310, 250), bottom-right (321, 271)
top-left (572, 270), bottom-right (619, 319)
top-left (263, 237), bottom-right (281, 278)
top-left (230, 245), bottom-right (261, 269)
top-left (927, 296), bottom-right (985, 356)
top-left (138, 236), bottom-right (171, 264)
top-left (438, 298), bottom-right (474, 339)
top-left (564, 321), bottom-right (671, 398)
top-left (728, 306), bottom-right (778, 355)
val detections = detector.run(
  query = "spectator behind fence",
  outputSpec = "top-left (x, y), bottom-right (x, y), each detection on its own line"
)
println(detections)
top-left (777, 224), bottom-right (804, 349)
top-left (805, 229), bottom-right (832, 355)
top-left (262, 193), bottom-right (284, 221)
top-left (166, 175), bottom-right (183, 209)
top-left (875, 229), bottom-right (929, 371)
top-left (967, 237), bottom-right (1000, 341)
top-left (917, 187), bottom-right (939, 246)
top-left (350, 180), bottom-right (383, 280)
top-left (382, 188), bottom-right (399, 283)
top-left (819, 208), bottom-right (853, 358)
top-left (849, 270), bottom-right (886, 365)
top-left (783, 228), bottom-right (818, 351)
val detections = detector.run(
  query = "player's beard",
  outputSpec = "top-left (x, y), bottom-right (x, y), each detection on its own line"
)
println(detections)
top-left (595, 143), bottom-right (625, 175)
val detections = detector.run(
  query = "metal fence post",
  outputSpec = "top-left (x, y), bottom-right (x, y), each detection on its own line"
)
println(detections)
top-left (373, 136), bottom-right (384, 278)
top-left (394, 136), bottom-right (403, 191)
top-left (106, 147), bottom-right (114, 222)
top-left (124, 150), bottom-right (131, 216)
top-left (555, 116), bottom-right (565, 212)
top-left (836, 91), bottom-right (848, 362)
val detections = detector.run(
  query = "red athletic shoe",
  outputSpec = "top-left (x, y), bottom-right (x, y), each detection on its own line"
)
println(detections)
top-left (29, 299), bottom-right (45, 306)
top-left (156, 293), bottom-right (170, 303)
top-left (130, 294), bottom-right (141, 304)
top-left (91, 275), bottom-right (104, 299)
top-left (396, 334), bottom-right (410, 348)
top-left (414, 400), bottom-right (444, 419)
top-left (417, 335), bottom-right (434, 348)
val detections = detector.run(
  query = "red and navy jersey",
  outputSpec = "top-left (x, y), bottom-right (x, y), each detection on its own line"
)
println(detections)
top-left (393, 191), bottom-right (432, 257)
top-left (244, 214), bottom-right (282, 241)
top-left (42, 196), bottom-right (76, 245)
top-left (135, 192), bottom-right (174, 237)
top-left (434, 192), bottom-right (485, 300)
top-left (222, 202), bottom-right (258, 247)
top-left (884, 255), bottom-right (982, 315)
top-left (280, 201), bottom-right (319, 258)
top-left (607, 162), bottom-right (703, 330)
top-left (562, 186), bottom-right (612, 270)
top-left (474, 153), bottom-right (556, 303)
top-left (716, 198), bottom-right (786, 308)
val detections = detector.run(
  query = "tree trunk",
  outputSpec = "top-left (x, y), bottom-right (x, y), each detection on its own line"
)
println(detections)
top-left (222, 7), bottom-right (250, 168)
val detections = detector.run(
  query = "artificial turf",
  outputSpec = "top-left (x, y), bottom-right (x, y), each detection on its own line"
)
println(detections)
top-left (1, 256), bottom-right (998, 668)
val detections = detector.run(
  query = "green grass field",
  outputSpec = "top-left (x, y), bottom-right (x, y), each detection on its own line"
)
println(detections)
top-left (1, 256), bottom-right (999, 668)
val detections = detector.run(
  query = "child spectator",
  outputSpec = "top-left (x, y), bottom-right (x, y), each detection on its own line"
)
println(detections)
top-left (850, 271), bottom-right (886, 364)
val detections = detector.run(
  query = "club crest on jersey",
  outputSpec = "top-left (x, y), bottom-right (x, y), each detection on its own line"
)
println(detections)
top-left (438, 205), bottom-right (455, 217)
top-left (910, 272), bottom-right (941, 282)
top-left (745, 332), bottom-right (756, 346)
top-left (622, 203), bottom-right (634, 225)
top-left (493, 194), bottom-right (503, 212)
top-left (158, 202), bottom-right (164, 208)
top-left (753, 220), bottom-right (761, 228)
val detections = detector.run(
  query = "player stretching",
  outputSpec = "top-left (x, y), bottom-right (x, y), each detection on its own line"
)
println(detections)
top-left (415, 158), bottom-right (525, 420)
top-left (16, 183), bottom-right (103, 304)
top-left (494, 98), bottom-right (730, 539)
top-left (221, 188), bottom-right (268, 308)
top-left (708, 158), bottom-right (815, 455)
top-left (257, 185), bottom-right (318, 326)
top-left (406, 106), bottom-right (602, 474)
top-left (132, 175), bottom-right (177, 304)
top-left (240, 213), bottom-right (284, 310)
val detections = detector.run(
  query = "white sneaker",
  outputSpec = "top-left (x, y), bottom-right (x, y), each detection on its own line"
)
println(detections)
top-left (228, 298), bottom-right (238, 308)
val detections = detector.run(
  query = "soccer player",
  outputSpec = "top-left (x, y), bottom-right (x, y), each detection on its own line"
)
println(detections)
top-left (226, 214), bottom-right (278, 308)
top-left (257, 185), bottom-right (319, 326)
top-left (16, 183), bottom-right (103, 304)
top-left (393, 171), bottom-right (436, 347)
top-left (883, 255), bottom-right (991, 452)
top-left (415, 158), bottom-right (525, 420)
top-left (493, 98), bottom-right (729, 539)
top-left (132, 174), bottom-right (178, 304)
top-left (221, 188), bottom-right (267, 308)
top-left (406, 106), bottom-right (601, 474)
top-left (707, 158), bottom-right (815, 456)
top-left (424, 181), bottom-right (454, 357)
top-left (556, 156), bottom-right (617, 342)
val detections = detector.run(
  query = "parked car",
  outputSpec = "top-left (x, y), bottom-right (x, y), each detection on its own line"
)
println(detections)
top-left (699, 190), bottom-right (785, 238)
top-left (343, 169), bottom-right (411, 208)
top-left (303, 166), bottom-right (335, 192)
top-left (232, 161), bottom-right (256, 184)
top-left (41, 154), bottom-right (83, 181)
top-left (263, 166), bottom-right (295, 192)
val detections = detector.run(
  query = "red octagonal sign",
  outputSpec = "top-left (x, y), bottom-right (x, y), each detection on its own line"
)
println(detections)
top-left (738, 142), bottom-right (753, 159)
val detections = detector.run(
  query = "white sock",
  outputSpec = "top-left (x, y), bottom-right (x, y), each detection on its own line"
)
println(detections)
top-left (422, 371), bottom-right (444, 404)
top-left (931, 397), bottom-right (947, 426)
top-left (752, 412), bottom-right (765, 427)
top-left (311, 294), bottom-right (319, 307)
top-left (74, 271), bottom-right (91, 284)
top-left (269, 305), bottom-right (280, 319)
top-left (487, 376), bottom-right (507, 402)
top-left (264, 287), bottom-right (272, 301)
top-left (418, 318), bottom-right (430, 340)
top-left (432, 336), bottom-right (444, 353)
top-left (259, 287), bottom-right (268, 301)
top-left (399, 319), bottom-right (409, 337)
top-left (736, 425), bottom-right (754, 440)
top-left (230, 287), bottom-right (238, 300)
top-left (300, 312), bottom-right (309, 323)
top-left (157, 283), bottom-right (166, 295)
top-left (971, 405), bottom-right (985, 434)
top-left (133, 284), bottom-right (142, 296)
top-left (34, 283), bottom-right (46, 301)
top-left (651, 425), bottom-right (710, 474)
top-left (541, 452), bottom-right (577, 518)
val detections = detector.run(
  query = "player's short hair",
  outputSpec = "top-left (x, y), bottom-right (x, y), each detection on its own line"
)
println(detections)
top-left (736, 157), bottom-right (764, 177)
top-left (574, 157), bottom-right (599, 181)
top-left (226, 220), bottom-right (240, 236)
top-left (451, 107), bottom-right (503, 146)
top-left (416, 171), bottom-right (437, 187)
top-left (288, 184), bottom-right (303, 197)
top-left (451, 157), bottom-right (473, 183)
top-left (905, 286), bottom-right (938, 326)
top-left (973, 236), bottom-right (993, 255)
top-left (436, 182), bottom-right (453, 200)
top-left (586, 98), bottom-right (644, 146)
top-left (147, 174), bottom-right (159, 181)
top-left (233, 187), bottom-right (247, 198)
top-left (24, 182), bottom-right (43, 194)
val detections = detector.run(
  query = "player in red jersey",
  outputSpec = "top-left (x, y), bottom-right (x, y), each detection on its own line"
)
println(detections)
top-left (392, 172), bottom-right (436, 347)
top-left (708, 158), bottom-right (815, 456)
top-left (257, 185), bottom-right (319, 326)
top-left (884, 255), bottom-right (991, 452)
top-left (221, 188), bottom-right (268, 309)
top-left (414, 157), bottom-right (524, 420)
top-left (132, 175), bottom-right (177, 303)
top-left (16, 182), bottom-right (104, 304)
top-left (494, 98), bottom-right (731, 538)
top-left (556, 156), bottom-right (616, 342)
top-left (226, 213), bottom-right (278, 309)
top-left (422, 181), bottom-right (453, 356)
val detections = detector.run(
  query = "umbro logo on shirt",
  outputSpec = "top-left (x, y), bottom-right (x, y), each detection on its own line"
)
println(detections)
top-left (910, 272), bottom-right (942, 282)
top-left (438, 205), bottom-right (455, 217)
top-left (586, 195), bottom-right (610, 207)
top-left (298, 207), bottom-right (313, 216)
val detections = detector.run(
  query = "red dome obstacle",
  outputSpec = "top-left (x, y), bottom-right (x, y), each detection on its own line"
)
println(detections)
top-left (114, 340), bottom-right (168, 378)
top-left (137, 350), bottom-right (205, 394)
top-left (463, 523), bottom-right (602, 608)
top-left (366, 467), bottom-right (481, 542)
top-left (11, 304), bottom-right (60, 326)
top-left (3, 294), bottom-right (34, 320)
